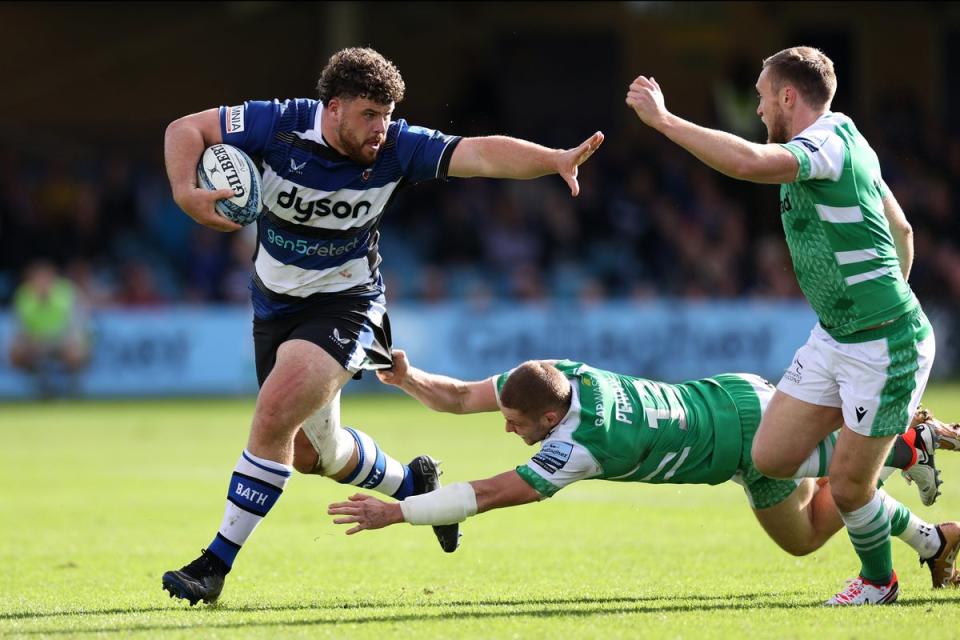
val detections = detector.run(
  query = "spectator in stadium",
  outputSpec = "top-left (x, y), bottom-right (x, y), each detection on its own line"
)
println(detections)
top-left (329, 351), bottom-right (960, 592)
top-left (160, 46), bottom-right (604, 606)
top-left (8, 260), bottom-right (91, 397)
top-left (626, 46), bottom-right (932, 605)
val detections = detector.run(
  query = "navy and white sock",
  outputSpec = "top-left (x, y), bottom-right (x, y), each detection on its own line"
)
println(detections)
top-left (208, 449), bottom-right (292, 569)
top-left (338, 427), bottom-right (415, 499)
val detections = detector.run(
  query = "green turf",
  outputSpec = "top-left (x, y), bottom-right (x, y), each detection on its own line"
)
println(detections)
top-left (3, 385), bottom-right (960, 638)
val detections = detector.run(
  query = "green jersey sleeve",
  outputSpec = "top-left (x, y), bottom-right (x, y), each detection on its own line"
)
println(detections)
top-left (780, 118), bottom-right (845, 183)
top-left (517, 434), bottom-right (602, 497)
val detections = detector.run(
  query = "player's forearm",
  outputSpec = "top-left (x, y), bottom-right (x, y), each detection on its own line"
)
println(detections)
top-left (400, 482), bottom-right (479, 525)
top-left (451, 136), bottom-right (561, 180)
top-left (397, 366), bottom-right (474, 414)
top-left (882, 194), bottom-right (914, 280)
top-left (655, 114), bottom-right (773, 183)
top-left (892, 227), bottom-right (914, 281)
top-left (164, 118), bottom-right (208, 204)
top-left (398, 474), bottom-right (540, 526)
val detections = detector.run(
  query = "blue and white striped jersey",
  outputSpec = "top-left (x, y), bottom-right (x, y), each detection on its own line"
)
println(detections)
top-left (220, 99), bottom-right (461, 320)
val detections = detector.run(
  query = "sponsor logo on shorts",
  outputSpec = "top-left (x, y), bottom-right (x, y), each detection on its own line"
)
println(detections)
top-left (855, 406), bottom-right (868, 423)
top-left (783, 358), bottom-right (803, 385)
top-left (226, 106), bottom-right (245, 133)
top-left (531, 441), bottom-right (574, 474)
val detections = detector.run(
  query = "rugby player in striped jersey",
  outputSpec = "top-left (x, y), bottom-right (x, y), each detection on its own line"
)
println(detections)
top-left (161, 47), bottom-right (603, 605)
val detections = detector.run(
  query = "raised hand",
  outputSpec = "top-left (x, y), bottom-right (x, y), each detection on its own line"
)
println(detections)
top-left (557, 131), bottom-right (604, 197)
top-left (626, 75), bottom-right (669, 129)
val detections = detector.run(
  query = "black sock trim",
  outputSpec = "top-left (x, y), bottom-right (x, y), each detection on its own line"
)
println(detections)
top-left (215, 532), bottom-right (241, 551)
top-left (226, 495), bottom-right (270, 517)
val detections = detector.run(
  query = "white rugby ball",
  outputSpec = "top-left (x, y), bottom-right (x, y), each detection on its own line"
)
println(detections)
top-left (196, 143), bottom-right (263, 225)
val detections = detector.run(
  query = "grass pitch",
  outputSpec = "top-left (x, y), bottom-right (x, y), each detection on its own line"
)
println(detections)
top-left (3, 385), bottom-right (960, 639)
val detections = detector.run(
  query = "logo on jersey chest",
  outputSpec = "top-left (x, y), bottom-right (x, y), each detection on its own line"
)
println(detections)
top-left (780, 194), bottom-right (793, 214)
top-left (276, 186), bottom-right (372, 223)
top-left (290, 158), bottom-right (307, 175)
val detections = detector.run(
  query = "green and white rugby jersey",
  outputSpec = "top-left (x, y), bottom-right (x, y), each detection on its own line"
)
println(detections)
top-left (779, 112), bottom-right (917, 340)
top-left (494, 361), bottom-right (761, 498)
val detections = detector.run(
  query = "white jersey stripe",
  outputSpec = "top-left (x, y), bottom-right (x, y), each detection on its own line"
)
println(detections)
top-left (260, 166), bottom-right (400, 232)
top-left (663, 446), bottom-right (692, 480)
top-left (844, 266), bottom-right (894, 286)
top-left (638, 452), bottom-right (677, 481)
top-left (835, 248), bottom-right (880, 265)
top-left (254, 250), bottom-right (371, 296)
top-left (816, 204), bottom-right (863, 223)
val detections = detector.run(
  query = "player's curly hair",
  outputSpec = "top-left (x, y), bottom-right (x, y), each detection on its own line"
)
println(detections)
top-left (317, 47), bottom-right (405, 105)
top-left (762, 46), bottom-right (836, 108)
top-left (500, 361), bottom-right (572, 419)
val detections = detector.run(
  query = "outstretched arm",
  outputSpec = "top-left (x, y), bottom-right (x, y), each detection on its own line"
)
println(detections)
top-left (448, 131), bottom-right (604, 196)
top-left (328, 470), bottom-right (542, 534)
top-left (164, 108), bottom-right (242, 232)
top-left (377, 349), bottom-right (499, 414)
top-left (626, 75), bottom-right (798, 184)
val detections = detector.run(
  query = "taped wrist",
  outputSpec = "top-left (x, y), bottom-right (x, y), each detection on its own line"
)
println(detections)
top-left (399, 482), bottom-right (478, 525)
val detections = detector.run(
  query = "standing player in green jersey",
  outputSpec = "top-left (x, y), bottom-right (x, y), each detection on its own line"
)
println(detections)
top-left (624, 46), bottom-right (934, 604)
top-left (328, 351), bottom-right (960, 592)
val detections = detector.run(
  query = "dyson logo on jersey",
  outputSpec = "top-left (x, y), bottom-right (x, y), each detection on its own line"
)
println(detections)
top-left (275, 186), bottom-right (372, 222)
top-left (210, 145), bottom-right (246, 197)
top-left (265, 228), bottom-right (362, 257)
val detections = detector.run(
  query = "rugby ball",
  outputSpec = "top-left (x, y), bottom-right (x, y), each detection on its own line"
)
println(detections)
top-left (196, 144), bottom-right (263, 225)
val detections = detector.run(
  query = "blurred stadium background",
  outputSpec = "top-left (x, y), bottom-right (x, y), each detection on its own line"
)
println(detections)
top-left (2, 1), bottom-right (959, 398)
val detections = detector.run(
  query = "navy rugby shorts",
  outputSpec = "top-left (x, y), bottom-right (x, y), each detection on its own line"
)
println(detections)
top-left (253, 293), bottom-right (392, 386)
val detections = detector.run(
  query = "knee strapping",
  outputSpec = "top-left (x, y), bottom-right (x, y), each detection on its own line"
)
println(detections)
top-left (301, 392), bottom-right (354, 476)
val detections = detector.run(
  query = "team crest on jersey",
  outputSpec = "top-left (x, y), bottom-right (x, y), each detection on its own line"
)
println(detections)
top-left (532, 441), bottom-right (574, 474)
top-left (225, 106), bottom-right (245, 133)
top-left (361, 168), bottom-right (372, 181)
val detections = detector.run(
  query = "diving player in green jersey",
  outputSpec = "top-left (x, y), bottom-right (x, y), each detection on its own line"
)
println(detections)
top-left (625, 46), bottom-right (934, 604)
top-left (329, 351), bottom-right (960, 593)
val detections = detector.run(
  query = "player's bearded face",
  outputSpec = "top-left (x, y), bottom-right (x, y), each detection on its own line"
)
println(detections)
top-left (755, 68), bottom-right (789, 144)
top-left (334, 97), bottom-right (392, 165)
top-left (765, 103), bottom-right (789, 144)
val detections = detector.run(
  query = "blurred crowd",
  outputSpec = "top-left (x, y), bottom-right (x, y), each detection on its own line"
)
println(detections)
top-left (1, 99), bottom-right (959, 312)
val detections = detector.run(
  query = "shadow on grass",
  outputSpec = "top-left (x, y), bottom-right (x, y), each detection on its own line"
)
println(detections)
top-left (0, 591), bottom-right (787, 621)
top-left (6, 590), bottom-right (959, 635)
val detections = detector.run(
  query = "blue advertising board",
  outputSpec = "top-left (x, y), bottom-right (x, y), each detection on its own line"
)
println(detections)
top-left (0, 301), bottom-right (952, 399)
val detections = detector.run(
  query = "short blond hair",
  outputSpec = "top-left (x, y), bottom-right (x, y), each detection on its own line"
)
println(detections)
top-left (762, 46), bottom-right (836, 108)
top-left (500, 361), bottom-right (571, 418)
